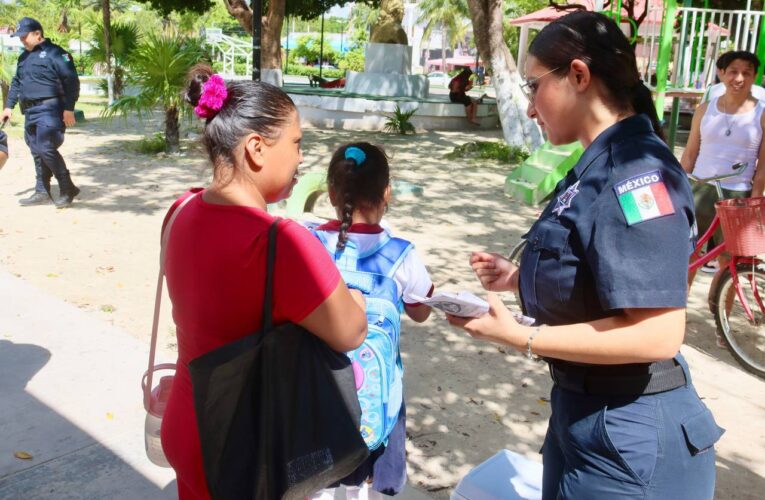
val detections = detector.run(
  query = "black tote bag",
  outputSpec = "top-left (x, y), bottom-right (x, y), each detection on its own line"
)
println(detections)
top-left (189, 219), bottom-right (369, 500)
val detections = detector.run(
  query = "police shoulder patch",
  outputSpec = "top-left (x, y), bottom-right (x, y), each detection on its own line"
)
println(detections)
top-left (62, 53), bottom-right (72, 62)
top-left (613, 169), bottom-right (675, 226)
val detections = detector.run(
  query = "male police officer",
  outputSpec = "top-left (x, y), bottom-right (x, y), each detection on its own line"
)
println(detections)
top-left (1, 17), bottom-right (80, 207)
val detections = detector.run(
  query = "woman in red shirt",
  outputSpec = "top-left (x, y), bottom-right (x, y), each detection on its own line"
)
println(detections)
top-left (160, 65), bottom-right (368, 499)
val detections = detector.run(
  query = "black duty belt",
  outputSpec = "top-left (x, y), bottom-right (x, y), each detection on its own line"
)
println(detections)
top-left (22, 97), bottom-right (60, 109)
top-left (549, 358), bottom-right (687, 396)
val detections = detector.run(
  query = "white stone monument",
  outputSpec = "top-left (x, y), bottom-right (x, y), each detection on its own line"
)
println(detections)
top-left (344, 43), bottom-right (428, 99)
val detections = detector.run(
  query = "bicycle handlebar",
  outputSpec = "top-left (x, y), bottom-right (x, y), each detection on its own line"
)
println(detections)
top-left (687, 162), bottom-right (747, 184)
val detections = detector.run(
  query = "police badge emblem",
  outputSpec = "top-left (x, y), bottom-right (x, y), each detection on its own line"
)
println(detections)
top-left (553, 181), bottom-right (580, 216)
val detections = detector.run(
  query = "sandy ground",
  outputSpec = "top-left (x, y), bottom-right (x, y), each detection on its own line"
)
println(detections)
top-left (0, 108), bottom-right (763, 499)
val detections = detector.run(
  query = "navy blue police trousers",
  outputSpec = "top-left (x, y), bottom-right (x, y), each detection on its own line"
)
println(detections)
top-left (542, 357), bottom-right (724, 499)
top-left (23, 100), bottom-right (73, 194)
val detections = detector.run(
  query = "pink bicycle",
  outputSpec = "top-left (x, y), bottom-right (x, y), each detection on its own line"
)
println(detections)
top-left (689, 164), bottom-right (765, 378)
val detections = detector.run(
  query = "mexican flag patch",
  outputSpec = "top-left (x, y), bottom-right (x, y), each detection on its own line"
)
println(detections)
top-left (613, 170), bottom-right (675, 225)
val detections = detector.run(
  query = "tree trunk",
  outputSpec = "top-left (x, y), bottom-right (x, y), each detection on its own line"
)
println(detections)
top-left (102, 0), bottom-right (111, 76)
top-left (466, 0), bottom-right (542, 150)
top-left (59, 10), bottom-right (70, 33)
top-left (165, 105), bottom-right (179, 153)
top-left (262, 0), bottom-right (285, 70)
top-left (222, 0), bottom-right (285, 70)
top-left (113, 66), bottom-right (124, 99)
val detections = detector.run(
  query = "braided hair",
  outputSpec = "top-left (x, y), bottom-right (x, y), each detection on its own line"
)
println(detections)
top-left (326, 143), bottom-right (390, 252)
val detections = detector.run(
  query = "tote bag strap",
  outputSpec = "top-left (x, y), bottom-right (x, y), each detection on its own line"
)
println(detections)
top-left (143, 191), bottom-right (200, 412)
top-left (262, 218), bottom-right (282, 332)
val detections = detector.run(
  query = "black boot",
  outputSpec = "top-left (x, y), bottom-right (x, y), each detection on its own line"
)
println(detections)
top-left (19, 191), bottom-right (52, 206)
top-left (54, 185), bottom-right (80, 208)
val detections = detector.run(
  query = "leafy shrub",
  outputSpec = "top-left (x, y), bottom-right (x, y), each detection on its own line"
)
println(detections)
top-left (338, 48), bottom-right (365, 72)
top-left (135, 133), bottom-right (167, 154)
top-left (286, 64), bottom-right (344, 80)
top-left (444, 141), bottom-right (529, 163)
top-left (290, 34), bottom-right (339, 66)
top-left (384, 105), bottom-right (417, 135)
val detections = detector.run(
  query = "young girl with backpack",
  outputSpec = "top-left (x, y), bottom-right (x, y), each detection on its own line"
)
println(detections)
top-left (307, 142), bottom-right (434, 499)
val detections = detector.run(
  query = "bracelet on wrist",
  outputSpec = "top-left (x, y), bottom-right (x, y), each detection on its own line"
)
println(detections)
top-left (526, 325), bottom-right (544, 362)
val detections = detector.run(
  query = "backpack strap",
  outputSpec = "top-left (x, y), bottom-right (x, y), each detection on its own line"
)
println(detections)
top-left (308, 226), bottom-right (412, 279)
top-left (366, 237), bottom-right (412, 279)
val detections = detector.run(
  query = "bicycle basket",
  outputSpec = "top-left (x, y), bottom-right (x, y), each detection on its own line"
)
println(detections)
top-left (715, 197), bottom-right (765, 256)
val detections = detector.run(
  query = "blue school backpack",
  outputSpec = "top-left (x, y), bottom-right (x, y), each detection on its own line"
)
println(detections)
top-left (309, 224), bottom-right (412, 450)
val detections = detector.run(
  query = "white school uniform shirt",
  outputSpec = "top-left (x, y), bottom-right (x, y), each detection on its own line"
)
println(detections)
top-left (307, 220), bottom-right (434, 306)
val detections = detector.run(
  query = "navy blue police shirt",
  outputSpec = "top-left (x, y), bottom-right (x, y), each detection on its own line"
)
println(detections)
top-left (6, 39), bottom-right (80, 112)
top-left (518, 114), bottom-right (695, 327)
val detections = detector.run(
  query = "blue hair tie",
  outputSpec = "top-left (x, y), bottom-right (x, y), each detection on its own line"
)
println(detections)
top-left (344, 146), bottom-right (366, 167)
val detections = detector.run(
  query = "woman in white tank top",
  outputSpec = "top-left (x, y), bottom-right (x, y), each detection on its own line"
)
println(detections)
top-left (692, 96), bottom-right (763, 190)
top-left (681, 51), bottom-right (765, 290)
top-left (681, 51), bottom-right (765, 196)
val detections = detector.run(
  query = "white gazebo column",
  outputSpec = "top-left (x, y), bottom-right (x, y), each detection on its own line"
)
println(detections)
top-left (518, 25), bottom-right (530, 75)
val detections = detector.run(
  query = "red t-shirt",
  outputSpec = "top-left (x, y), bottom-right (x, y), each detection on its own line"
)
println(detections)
top-left (160, 189), bottom-right (340, 499)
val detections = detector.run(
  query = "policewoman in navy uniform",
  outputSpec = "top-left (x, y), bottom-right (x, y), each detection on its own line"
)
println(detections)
top-left (2, 17), bottom-right (80, 207)
top-left (448, 12), bottom-right (724, 499)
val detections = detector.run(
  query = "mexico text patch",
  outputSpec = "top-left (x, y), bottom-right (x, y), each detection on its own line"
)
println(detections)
top-left (613, 170), bottom-right (675, 225)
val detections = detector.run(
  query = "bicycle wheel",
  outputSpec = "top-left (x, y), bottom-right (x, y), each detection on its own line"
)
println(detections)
top-left (712, 262), bottom-right (765, 378)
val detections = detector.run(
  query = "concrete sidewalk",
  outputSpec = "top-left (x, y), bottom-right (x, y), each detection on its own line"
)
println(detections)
top-left (0, 270), bottom-right (432, 500)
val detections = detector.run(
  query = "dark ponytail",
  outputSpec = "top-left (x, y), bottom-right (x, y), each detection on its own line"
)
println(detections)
top-left (183, 64), bottom-right (297, 169)
top-left (326, 143), bottom-right (391, 253)
top-left (632, 80), bottom-right (665, 142)
top-left (529, 11), bottom-right (665, 142)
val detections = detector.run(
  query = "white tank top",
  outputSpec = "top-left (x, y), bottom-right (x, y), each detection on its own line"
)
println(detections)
top-left (694, 96), bottom-right (763, 191)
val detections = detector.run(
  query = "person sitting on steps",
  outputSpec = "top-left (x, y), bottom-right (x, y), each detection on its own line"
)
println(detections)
top-left (449, 67), bottom-right (482, 126)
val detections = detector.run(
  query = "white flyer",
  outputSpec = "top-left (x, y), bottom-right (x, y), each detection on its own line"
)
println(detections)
top-left (410, 291), bottom-right (490, 318)
top-left (410, 291), bottom-right (536, 325)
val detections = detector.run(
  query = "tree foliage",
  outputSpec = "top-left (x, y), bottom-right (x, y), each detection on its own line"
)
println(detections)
top-left (418, 0), bottom-right (470, 70)
top-left (136, 0), bottom-right (212, 16)
top-left (133, 0), bottom-right (381, 20)
top-left (290, 34), bottom-right (339, 64)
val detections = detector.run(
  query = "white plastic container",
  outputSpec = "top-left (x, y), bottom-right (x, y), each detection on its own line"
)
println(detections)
top-left (451, 450), bottom-right (543, 500)
top-left (144, 375), bottom-right (173, 468)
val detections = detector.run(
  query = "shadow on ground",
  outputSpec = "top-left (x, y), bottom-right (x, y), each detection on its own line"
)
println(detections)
top-left (0, 339), bottom-right (174, 499)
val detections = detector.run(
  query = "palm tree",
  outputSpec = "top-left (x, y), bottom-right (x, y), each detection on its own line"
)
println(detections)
top-left (104, 34), bottom-right (206, 153)
top-left (417, 0), bottom-right (470, 73)
top-left (89, 21), bottom-right (140, 98)
top-left (349, 3), bottom-right (379, 42)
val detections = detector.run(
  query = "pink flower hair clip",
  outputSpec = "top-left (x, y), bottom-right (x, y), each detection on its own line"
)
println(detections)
top-left (194, 74), bottom-right (228, 119)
